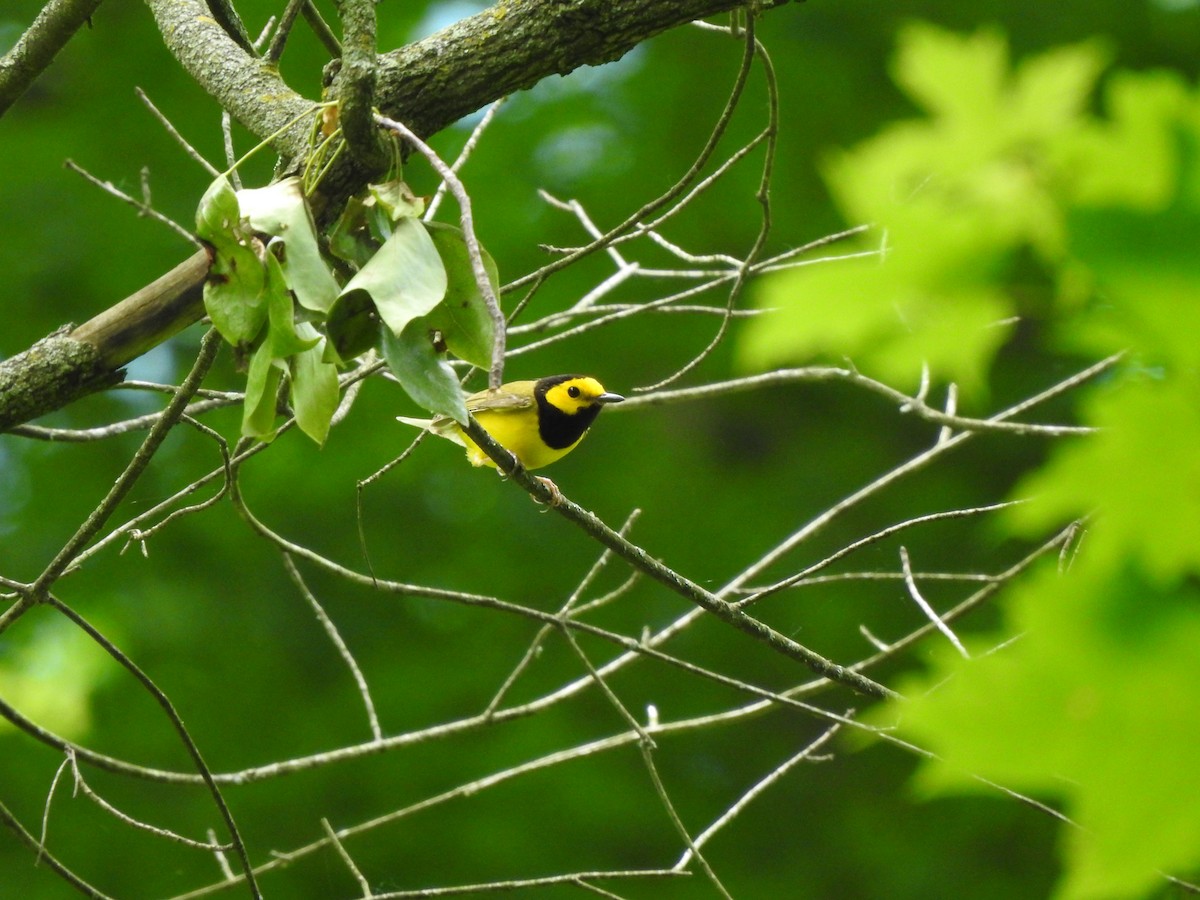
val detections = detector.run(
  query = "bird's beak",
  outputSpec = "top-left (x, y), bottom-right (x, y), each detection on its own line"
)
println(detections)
top-left (598, 392), bottom-right (625, 405)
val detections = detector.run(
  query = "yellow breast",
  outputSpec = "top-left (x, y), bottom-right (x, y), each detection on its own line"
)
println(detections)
top-left (462, 407), bottom-right (583, 470)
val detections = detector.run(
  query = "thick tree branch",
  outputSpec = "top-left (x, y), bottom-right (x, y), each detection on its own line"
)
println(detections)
top-left (333, 0), bottom-right (389, 175)
top-left (0, 250), bottom-right (209, 431)
top-left (0, 0), bottom-right (104, 118)
top-left (374, 0), bottom-right (790, 140)
top-left (143, 0), bottom-right (315, 163)
top-left (1, 0), bottom-right (793, 431)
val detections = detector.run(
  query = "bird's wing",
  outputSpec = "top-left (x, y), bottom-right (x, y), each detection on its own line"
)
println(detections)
top-left (465, 382), bottom-right (537, 414)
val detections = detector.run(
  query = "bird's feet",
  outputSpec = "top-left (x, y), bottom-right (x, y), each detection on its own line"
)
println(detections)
top-left (533, 476), bottom-right (564, 508)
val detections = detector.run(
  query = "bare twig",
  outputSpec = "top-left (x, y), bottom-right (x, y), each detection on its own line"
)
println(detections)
top-left (0, 796), bottom-right (114, 899)
top-left (425, 99), bottom-right (507, 221)
top-left (64, 159), bottom-right (199, 246)
top-left (265, 0), bottom-right (307, 64)
top-left (2, 329), bottom-right (222, 635)
top-left (42, 594), bottom-right (261, 898)
top-left (641, 18), bottom-right (778, 390)
top-left (322, 819), bottom-right (372, 897)
top-left (675, 718), bottom-right (845, 869)
top-left (284, 555), bottom-right (383, 741)
top-left (136, 87), bottom-right (220, 175)
top-left (900, 546), bottom-right (970, 658)
top-left (68, 751), bottom-right (230, 851)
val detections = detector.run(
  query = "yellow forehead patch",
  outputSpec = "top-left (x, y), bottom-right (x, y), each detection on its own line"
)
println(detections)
top-left (544, 377), bottom-right (608, 413)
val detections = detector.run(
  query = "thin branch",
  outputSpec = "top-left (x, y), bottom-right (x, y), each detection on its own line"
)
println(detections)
top-left (675, 718), bottom-right (844, 869)
top-left (322, 818), bottom-right (372, 897)
top-left (738, 501), bottom-right (1024, 607)
top-left (144, 0), bottom-right (313, 164)
top-left (301, 2), bottom-right (342, 57)
top-left (504, 17), bottom-right (764, 294)
top-left (64, 158), bottom-right (199, 246)
top-left (202, 0), bottom-right (256, 54)
top-left (136, 87), bottom-right (221, 175)
top-left (39, 755), bottom-right (71, 864)
top-left (283, 555), bottom-right (383, 742)
top-left (900, 546), bottom-right (970, 658)
top-left (1, 329), bottom-right (222, 636)
top-left (460, 417), bottom-right (897, 701)
top-left (68, 751), bottom-right (231, 851)
top-left (361, 869), bottom-right (685, 898)
top-left (484, 511), bottom-right (640, 717)
top-left (616, 366), bottom-right (1103, 436)
top-left (0, 0), bottom-right (104, 118)
top-left (265, 0), bottom-right (307, 65)
top-left (42, 595), bottom-right (262, 899)
top-left (425, 98), bottom-right (507, 221)
top-left (642, 18), bottom-right (778, 390)
top-left (641, 740), bottom-right (733, 899)
top-left (0, 796), bottom-right (114, 899)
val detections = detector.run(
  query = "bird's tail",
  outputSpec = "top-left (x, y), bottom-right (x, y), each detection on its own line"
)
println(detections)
top-left (396, 416), bottom-right (468, 448)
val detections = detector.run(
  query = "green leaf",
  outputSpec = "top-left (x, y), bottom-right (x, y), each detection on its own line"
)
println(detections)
top-left (741, 24), bottom-right (1112, 395)
top-left (1063, 105), bottom-right (1200, 367)
top-left (339, 217), bottom-right (448, 338)
top-left (739, 237), bottom-right (1012, 394)
top-left (328, 196), bottom-right (377, 269)
top-left (891, 23), bottom-right (1009, 128)
top-left (325, 289), bottom-right (380, 362)
top-left (420, 221), bottom-right (499, 369)
top-left (1061, 70), bottom-right (1189, 209)
top-left (1007, 374), bottom-right (1200, 582)
top-left (197, 175), bottom-right (270, 347)
top-left (1008, 39), bottom-right (1109, 138)
top-left (369, 179), bottom-right (425, 222)
top-left (203, 240), bottom-right (268, 349)
top-left (242, 337), bottom-right (285, 440)
top-left (237, 177), bottom-right (340, 314)
top-left (195, 175), bottom-right (241, 242)
top-left (381, 323), bottom-right (468, 425)
top-left (890, 557), bottom-right (1200, 899)
top-left (263, 242), bottom-right (320, 358)
top-left (288, 324), bottom-right (339, 446)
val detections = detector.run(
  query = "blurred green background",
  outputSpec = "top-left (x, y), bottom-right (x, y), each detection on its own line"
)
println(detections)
top-left (2, 1), bottom-right (1197, 897)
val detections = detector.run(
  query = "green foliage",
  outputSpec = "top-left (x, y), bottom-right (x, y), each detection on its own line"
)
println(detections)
top-left (740, 24), bottom-right (1111, 393)
top-left (194, 175), bottom-right (498, 442)
top-left (0, 616), bottom-right (114, 740)
top-left (340, 215), bottom-right (447, 337)
top-left (238, 177), bottom-right (339, 314)
top-left (196, 177), bottom-right (268, 349)
top-left (420, 222), bottom-right (499, 370)
top-left (7, 3), bottom-right (1200, 897)
top-left (895, 562), bottom-right (1200, 899)
top-left (795, 24), bottom-right (1200, 899)
top-left (380, 323), bottom-right (469, 425)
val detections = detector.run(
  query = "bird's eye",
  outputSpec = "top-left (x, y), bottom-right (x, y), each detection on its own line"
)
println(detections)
top-left (567, 385), bottom-right (581, 398)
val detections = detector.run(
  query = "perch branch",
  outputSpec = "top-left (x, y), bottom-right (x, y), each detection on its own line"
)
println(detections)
top-left (460, 418), bottom-right (897, 701)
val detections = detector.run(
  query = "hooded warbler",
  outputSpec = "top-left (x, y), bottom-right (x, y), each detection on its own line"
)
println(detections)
top-left (397, 374), bottom-right (624, 470)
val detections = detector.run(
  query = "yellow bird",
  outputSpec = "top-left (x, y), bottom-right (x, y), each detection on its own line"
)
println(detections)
top-left (397, 375), bottom-right (625, 470)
